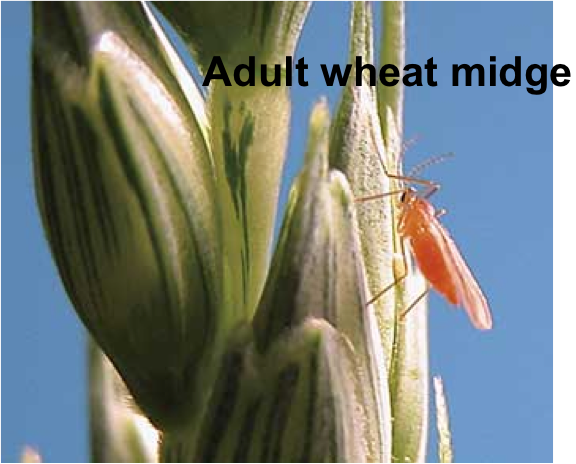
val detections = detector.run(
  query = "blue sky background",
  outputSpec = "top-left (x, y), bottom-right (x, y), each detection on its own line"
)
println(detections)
top-left (2, 2), bottom-right (551, 462)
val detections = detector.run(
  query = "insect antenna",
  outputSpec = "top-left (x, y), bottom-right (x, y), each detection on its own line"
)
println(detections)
top-left (371, 131), bottom-right (421, 191)
top-left (407, 152), bottom-right (455, 179)
top-left (398, 133), bottom-right (422, 169)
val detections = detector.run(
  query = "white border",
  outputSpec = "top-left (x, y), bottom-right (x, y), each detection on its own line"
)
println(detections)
top-left (554, 1), bottom-right (575, 463)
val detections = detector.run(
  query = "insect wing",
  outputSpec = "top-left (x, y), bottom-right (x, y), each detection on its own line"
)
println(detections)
top-left (436, 220), bottom-right (493, 330)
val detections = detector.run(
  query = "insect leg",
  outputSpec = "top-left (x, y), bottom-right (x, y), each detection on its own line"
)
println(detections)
top-left (354, 189), bottom-right (406, 203)
top-left (399, 284), bottom-right (431, 321)
top-left (366, 238), bottom-right (409, 306)
top-left (366, 270), bottom-right (407, 306)
top-left (383, 172), bottom-right (441, 200)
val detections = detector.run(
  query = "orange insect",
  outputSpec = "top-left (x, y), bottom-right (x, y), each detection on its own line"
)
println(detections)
top-left (359, 155), bottom-right (493, 331)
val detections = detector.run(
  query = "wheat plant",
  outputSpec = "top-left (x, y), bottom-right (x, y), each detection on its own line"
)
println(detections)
top-left (31, 2), bottom-right (451, 462)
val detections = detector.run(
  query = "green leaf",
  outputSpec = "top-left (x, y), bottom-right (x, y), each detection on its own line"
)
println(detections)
top-left (434, 376), bottom-right (454, 463)
top-left (378, 1), bottom-right (405, 143)
top-left (329, 2), bottom-right (430, 461)
top-left (252, 100), bottom-right (390, 461)
top-left (32, 2), bottom-right (222, 430)
top-left (157, 2), bottom-right (311, 321)
top-left (164, 319), bottom-right (381, 462)
top-left (376, 4), bottom-right (431, 462)
top-left (208, 81), bottom-right (291, 325)
top-left (330, 1), bottom-right (397, 374)
top-left (154, 2), bottom-right (310, 72)
top-left (390, 266), bottom-right (429, 463)
top-left (140, 3), bottom-right (210, 144)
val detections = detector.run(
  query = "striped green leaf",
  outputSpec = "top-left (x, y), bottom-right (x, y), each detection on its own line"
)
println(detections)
top-left (330, 1), bottom-right (397, 373)
top-left (253, 101), bottom-right (390, 461)
top-left (208, 81), bottom-right (291, 327)
top-left (157, 1), bottom-right (311, 323)
top-left (154, 2), bottom-right (311, 72)
top-left (161, 100), bottom-right (391, 462)
top-left (163, 318), bottom-right (377, 462)
top-left (32, 2), bottom-right (222, 431)
top-left (204, 319), bottom-right (376, 462)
